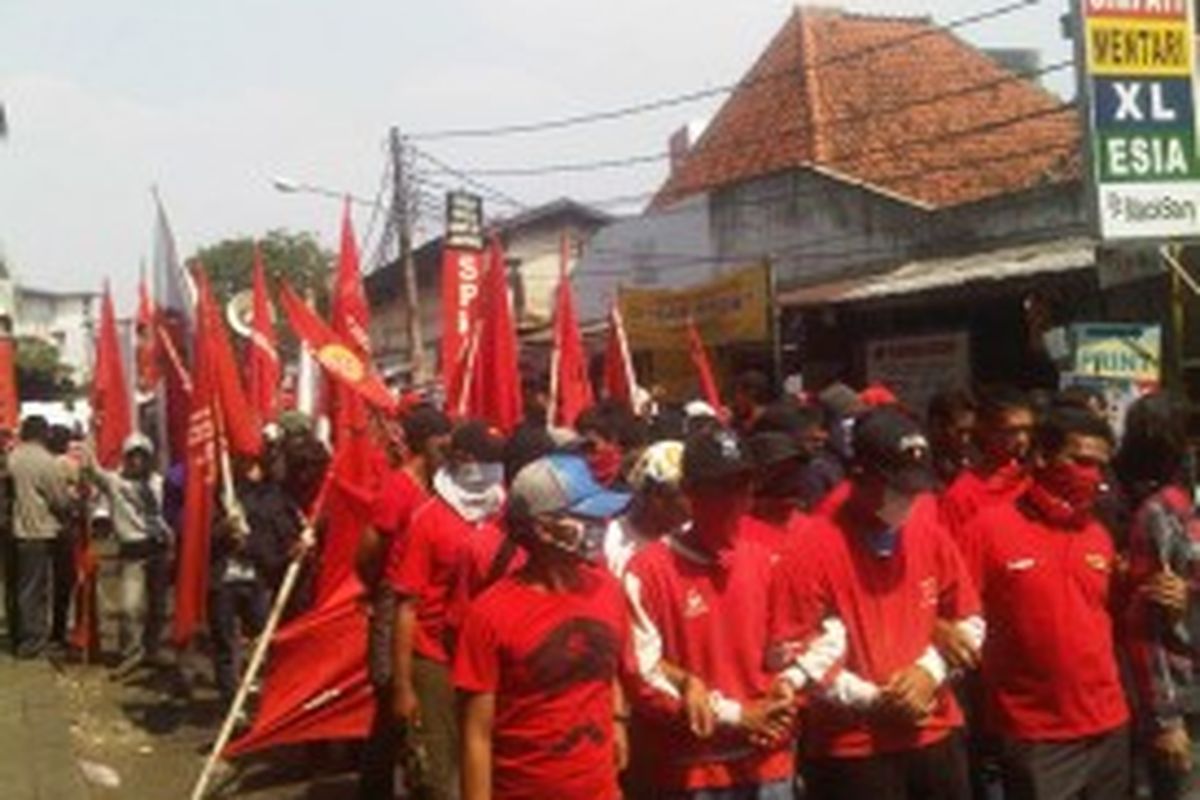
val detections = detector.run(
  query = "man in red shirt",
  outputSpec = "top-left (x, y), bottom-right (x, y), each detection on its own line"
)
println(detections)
top-left (770, 407), bottom-right (982, 800)
top-left (390, 420), bottom-right (507, 800)
top-left (454, 453), bottom-right (633, 800)
top-left (961, 406), bottom-right (1129, 800)
top-left (940, 386), bottom-right (1034, 539)
top-left (357, 404), bottom-right (450, 800)
top-left (624, 428), bottom-right (798, 799)
top-left (745, 430), bottom-right (809, 556)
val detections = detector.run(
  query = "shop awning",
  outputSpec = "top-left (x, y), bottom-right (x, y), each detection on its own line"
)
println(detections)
top-left (777, 237), bottom-right (1097, 308)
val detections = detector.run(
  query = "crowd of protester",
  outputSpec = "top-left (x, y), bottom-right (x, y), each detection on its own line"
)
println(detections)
top-left (2, 372), bottom-right (1199, 800)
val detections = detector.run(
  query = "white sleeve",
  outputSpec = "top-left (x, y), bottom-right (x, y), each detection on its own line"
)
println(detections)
top-left (623, 571), bottom-right (679, 701)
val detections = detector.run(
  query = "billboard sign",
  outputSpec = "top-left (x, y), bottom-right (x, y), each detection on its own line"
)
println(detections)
top-left (1080, 0), bottom-right (1200, 240)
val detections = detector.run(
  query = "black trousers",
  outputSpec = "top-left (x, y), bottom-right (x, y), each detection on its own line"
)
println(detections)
top-left (207, 580), bottom-right (268, 702)
top-left (358, 586), bottom-right (397, 800)
top-left (999, 725), bottom-right (1130, 800)
top-left (804, 732), bottom-right (971, 800)
top-left (51, 528), bottom-right (76, 645)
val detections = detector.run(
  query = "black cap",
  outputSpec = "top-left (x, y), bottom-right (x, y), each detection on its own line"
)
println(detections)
top-left (747, 430), bottom-right (802, 468)
top-left (683, 428), bottom-right (754, 486)
top-left (402, 405), bottom-right (452, 450)
top-left (450, 420), bottom-right (507, 464)
top-left (852, 408), bottom-right (936, 494)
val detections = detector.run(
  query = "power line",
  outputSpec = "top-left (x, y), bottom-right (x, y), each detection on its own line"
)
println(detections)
top-left (410, 146), bottom-right (528, 210)
top-left (407, 0), bottom-right (1043, 141)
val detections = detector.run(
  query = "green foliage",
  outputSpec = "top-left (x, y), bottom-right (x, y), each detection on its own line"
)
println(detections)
top-left (190, 229), bottom-right (333, 360)
top-left (15, 336), bottom-right (74, 401)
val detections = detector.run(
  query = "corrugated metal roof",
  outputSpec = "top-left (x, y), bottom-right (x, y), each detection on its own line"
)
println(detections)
top-left (777, 237), bottom-right (1096, 307)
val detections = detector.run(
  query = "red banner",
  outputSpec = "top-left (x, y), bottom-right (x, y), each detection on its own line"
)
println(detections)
top-left (440, 247), bottom-right (484, 407)
top-left (0, 335), bottom-right (18, 432)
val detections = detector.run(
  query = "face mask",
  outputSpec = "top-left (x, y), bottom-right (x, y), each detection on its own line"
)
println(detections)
top-left (540, 516), bottom-right (606, 563)
top-left (587, 442), bottom-right (623, 486)
top-left (1028, 461), bottom-right (1103, 527)
top-left (452, 462), bottom-right (504, 494)
top-left (877, 486), bottom-right (914, 529)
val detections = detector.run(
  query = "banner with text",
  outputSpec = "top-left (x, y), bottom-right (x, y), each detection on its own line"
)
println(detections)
top-left (618, 263), bottom-right (770, 351)
top-left (1080, 0), bottom-right (1200, 240)
top-left (439, 191), bottom-right (485, 389)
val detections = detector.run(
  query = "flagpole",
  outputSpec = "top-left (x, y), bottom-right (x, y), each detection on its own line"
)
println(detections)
top-left (188, 476), bottom-right (329, 800)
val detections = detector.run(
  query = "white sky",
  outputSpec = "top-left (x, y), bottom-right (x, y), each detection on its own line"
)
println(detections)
top-left (0, 0), bottom-right (1075, 313)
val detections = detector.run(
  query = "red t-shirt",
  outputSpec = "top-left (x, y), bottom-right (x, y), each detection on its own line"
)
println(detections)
top-left (453, 566), bottom-right (629, 800)
top-left (377, 469), bottom-right (427, 588)
top-left (770, 494), bottom-right (980, 758)
top-left (940, 464), bottom-right (1029, 540)
top-left (744, 510), bottom-right (809, 558)
top-left (625, 524), bottom-right (795, 790)
top-left (390, 495), bottom-right (504, 664)
top-left (813, 480), bottom-right (851, 519)
top-left (961, 501), bottom-right (1129, 741)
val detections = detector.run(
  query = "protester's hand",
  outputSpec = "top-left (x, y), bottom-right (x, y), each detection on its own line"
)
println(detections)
top-left (880, 665), bottom-right (938, 722)
top-left (394, 685), bottom-right (421, 729)
top-left (613, 718), bottom-right (629, 772)
top-left (681, 673), bottom-right (716, 739)
top-left (740, 682), bottom-right (797, 749)
top-left (1153, 725), bottom-right (1193, 776)
top-left (1142, 569), bottom-right (1188, 625)
top-left (932, 619), bottom-right (979, 671)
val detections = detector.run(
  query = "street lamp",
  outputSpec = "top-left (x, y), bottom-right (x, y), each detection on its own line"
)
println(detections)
top-left (270, 175), bottom-right (383, 210)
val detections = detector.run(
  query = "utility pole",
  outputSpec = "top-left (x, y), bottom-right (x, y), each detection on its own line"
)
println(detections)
top-left (390, 126), bottom-right (428, 384)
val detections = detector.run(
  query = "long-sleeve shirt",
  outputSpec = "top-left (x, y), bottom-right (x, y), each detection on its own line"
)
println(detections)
top-left (9, 441), bottom-right (71, 540)
top-left (87, 467), bottom-right (167, 546)
top-left (1123, 484), bottom-right (1200, 734)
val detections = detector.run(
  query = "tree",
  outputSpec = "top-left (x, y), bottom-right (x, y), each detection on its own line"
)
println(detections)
top-left (16, 336), bottom-right (75, 401)
top-left (190, 229), bottom-right (333, 360)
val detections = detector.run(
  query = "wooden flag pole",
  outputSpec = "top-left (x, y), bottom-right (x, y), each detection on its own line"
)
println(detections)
top-left (188, 471), bottom-right (331, 800)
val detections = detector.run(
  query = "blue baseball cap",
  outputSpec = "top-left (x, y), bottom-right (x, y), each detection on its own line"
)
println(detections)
top-left (510, 454), bottom-right (632, 520)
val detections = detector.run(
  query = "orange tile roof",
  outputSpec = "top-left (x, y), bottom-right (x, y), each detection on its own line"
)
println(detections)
top-left (652, 7), bottom-right (1081, 210)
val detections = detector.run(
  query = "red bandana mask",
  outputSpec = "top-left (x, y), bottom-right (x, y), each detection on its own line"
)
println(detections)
top-left (1027, 461), bottom-right (1103, 528)
top-left (587, 442), bottom-right (623, 487)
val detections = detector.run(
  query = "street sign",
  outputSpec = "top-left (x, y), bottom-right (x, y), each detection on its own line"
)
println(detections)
top-left (444, 191), bottom-right (484, 251)
top-left (1079, 0), bottom-right (1200, 240)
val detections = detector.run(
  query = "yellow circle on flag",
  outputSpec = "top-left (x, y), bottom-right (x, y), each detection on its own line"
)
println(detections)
top-left (317, 344), bottom-right (365, 383)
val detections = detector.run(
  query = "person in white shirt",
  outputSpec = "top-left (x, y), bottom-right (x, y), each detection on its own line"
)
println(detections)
top-left (602, 440), bottom-right (689, 579)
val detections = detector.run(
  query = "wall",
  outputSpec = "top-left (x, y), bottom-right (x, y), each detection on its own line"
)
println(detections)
top-left (14, 289), bottom-right (96, 380)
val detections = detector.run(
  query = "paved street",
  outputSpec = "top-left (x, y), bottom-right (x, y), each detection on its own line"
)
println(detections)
top-left (0, 545), bottom-right (361, 800)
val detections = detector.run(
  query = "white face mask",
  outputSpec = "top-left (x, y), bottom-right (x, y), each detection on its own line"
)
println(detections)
top-left (877, 486), bottom-right (914, 529)
top-left (452, 462), bottom-right (504, 494)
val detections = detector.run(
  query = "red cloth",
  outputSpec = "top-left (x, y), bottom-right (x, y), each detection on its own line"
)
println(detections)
top-left (465, 238), bottom-right (523, 433)
top-left (440, 247), bottom-right (484, 413)
top-left (743, 510), bottom-right (808, 557)
top-left (960, 501), bottom-right (1129, 741)
top-left (602, 303), bottom-right (636, 409)
top-left (940, 463), bottom-right (1029, 540)
top-left (550, 236), bottom-right (593, 428)
top-left (278, 282), bottom-right (398, 414)
top-left (195, 268), bottom-right (261, 457)
top-left (172, 275), bottom-right (219, 647)
top-left (770, 495), bottom-right (979, 758)
top-left (859, 383), bottom-right (898, 408)
top-left (453, 567), bottom-right (628, 800)
top-left (686, 318), bottom-right (723, 415)
top-left (625, 528), bottom-right (794, 790)
top-left (135, 275), bottom-right (160, 396)
top-left (331, 199), bottom-right (372, 357)
top-left (0, 336), bottom-right (17, 433)
top-left (225, 575), bottom-right (374, 757)
top-left (813, 480), bottom-right (851, 518)
top-left (247, 244), bottom-right (281, 424)
top-left (378, 468), bottom-right (429, 590)
top-left (91, 286), bottom-right (133, 470)
top-left (389, 495), bottom-right (504, 665)
top-left (315, 433), bottom-right (383, 607)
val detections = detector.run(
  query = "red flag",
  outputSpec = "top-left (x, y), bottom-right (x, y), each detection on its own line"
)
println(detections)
top-left (0, 333), bottom-right (17, 433)
top-left (440, 247), bottom-right (484, 409)
top-left (135, 273), bottom-right (160, 396)
top-left (331, 199), bottom-right (371, 359)
top-left (549, 233), bottom-right (592, 428)
top-left (247, 245), bottom-right (281, 424)
top-left (465, 237), bottom-right (523, 432)
top-left (278, 283), bottom-right (398, 415)
top-left (687, 318), bottom-right (723, 414)
top-left (91, 284), bottom-right (133, 469)
top-left (172, 275), bottom-right (218, 647)
top-left (224, 575), bottom-right (373, 757)
top-left (603, 303), bottom-right (637, 410)
top-left (195, 267), bottom-right (261, 458)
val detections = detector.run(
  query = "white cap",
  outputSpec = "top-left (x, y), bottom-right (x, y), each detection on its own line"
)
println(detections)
top-left (684, 400), bottom-right (718, 420)
top-left (122, 432), bottom-right (154, 456)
